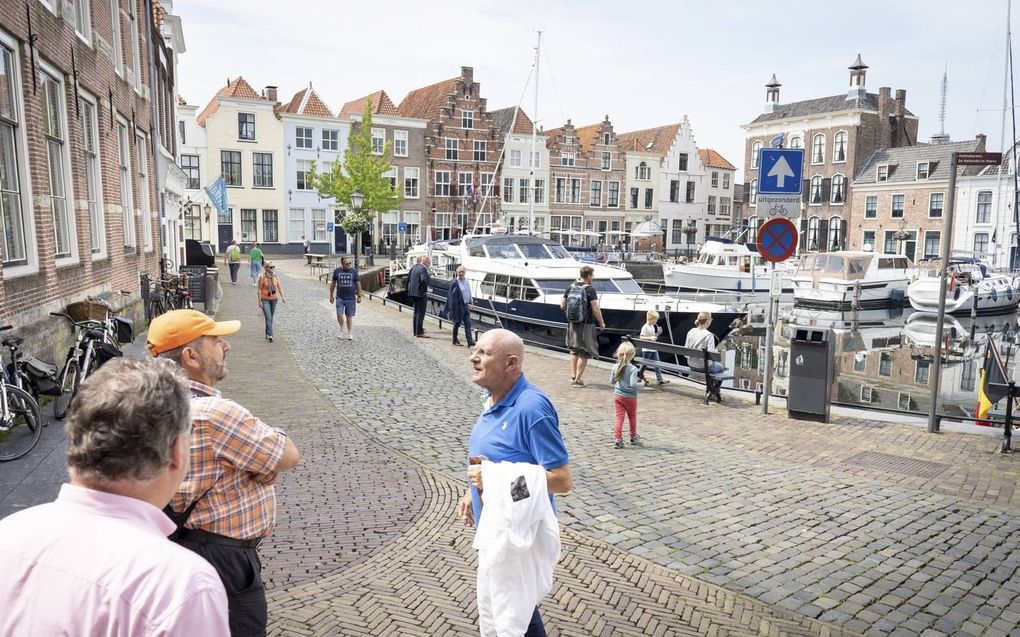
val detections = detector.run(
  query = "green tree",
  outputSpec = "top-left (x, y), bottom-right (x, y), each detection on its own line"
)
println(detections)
top-left (308, 100), bottom-right (403, 260)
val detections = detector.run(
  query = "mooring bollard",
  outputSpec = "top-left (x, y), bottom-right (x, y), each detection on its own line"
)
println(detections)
top-left (1003, 380), bottom-right (1015, 454)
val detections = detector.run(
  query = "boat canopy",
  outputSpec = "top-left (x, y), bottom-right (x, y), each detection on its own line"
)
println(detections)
top-left (466, 235), bottom-right (572, 260)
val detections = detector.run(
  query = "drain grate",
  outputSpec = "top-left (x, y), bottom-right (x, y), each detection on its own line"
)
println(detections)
top-left (844, 451), bottom-right (949, 479)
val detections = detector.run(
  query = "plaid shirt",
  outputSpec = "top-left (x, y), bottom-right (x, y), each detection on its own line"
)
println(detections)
top-left (172, 381), bottom-right (288, 540)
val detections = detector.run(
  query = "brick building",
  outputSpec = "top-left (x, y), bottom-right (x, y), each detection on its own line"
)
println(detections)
top-left (0, 0), bottom-right (173, 360)
top-left (741, 56), bottom-right (919, 253)
top-left (397, 66), bottom-right (502, 240)
top-left (849, 137), bottom-right (985, 261)
top-left (489, 106), bottom-right (548, 235)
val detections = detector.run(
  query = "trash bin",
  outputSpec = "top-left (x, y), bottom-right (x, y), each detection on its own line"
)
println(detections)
top-left (787, 327), bottom-right (835, 422)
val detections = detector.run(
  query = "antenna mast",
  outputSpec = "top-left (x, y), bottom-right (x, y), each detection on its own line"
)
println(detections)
top-left (528, 31), bottom-right (541, 234)
top-left (938, 65), bottom-right (948, 138)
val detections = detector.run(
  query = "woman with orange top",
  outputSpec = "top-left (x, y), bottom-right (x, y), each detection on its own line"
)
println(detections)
top-left (257, 262), bottom-right (286, 342)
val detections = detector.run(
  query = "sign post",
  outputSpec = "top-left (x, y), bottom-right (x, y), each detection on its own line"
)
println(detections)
top-left (756, 216), bottom-right (799, 415)
top-left (927, 151), bottom-right (1002, 433)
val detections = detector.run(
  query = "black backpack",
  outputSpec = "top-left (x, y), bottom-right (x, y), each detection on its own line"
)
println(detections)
top-left (564, 283), bottom-right (589, 323)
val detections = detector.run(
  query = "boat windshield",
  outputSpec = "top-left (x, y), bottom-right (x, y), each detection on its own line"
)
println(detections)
top-left (533, 278), bottom-right (642, 294)
top-left (518, 242), bottom-right (571, 259)
top-left (611, 279), bottom-right (643, 293)
top-left (484, 240), bottom-right (524, 259)
top-left (534, 279), bottom-right (572, 292)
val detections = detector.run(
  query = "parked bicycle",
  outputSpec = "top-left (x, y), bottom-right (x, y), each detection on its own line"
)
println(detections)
top-left (51, 295), bottom-right (132, 419)
top-left (2, 330), bottom-right (61, 408)
top-left (0, 325), bottom-right (42, 462)
top-left (145, 273), bottom-right (192, 322)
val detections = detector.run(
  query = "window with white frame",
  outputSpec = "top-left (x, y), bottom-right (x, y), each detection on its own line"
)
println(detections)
top-left (877, 165), bottom-right (889, 181)
top-left (564, 136), bottom-right (574, 146)
top-left (809, 175), bottom-right (823, 204)
top-left (473, 140), bottom-right (486, 162)
top-left (974, 232), bottom-right (990, 254)
top-left (602, 152), bottom-right (611, 170)
top-left (221, 150), bottom-right (241, 186)
top-left (404, 210), bottom-right (421, 242)
top-left (806, 216), bottom-right (820, 251)
top-left (74, 0), bottom-right (92, 43)
top-left (40, 69), bottom-right (73, 259)
top-left (322, 129), bottom-right (340, 151)
top-left (603, 133), bottom-right (610, 145)
top-left (923, 230), bottom-right (940, 259)
top-left (590, 180), bottom-right (602, 207)
top-left (180, 154), bottom-right (199, 189)
top-left (312, 208), bottom-right (328, 242)
top-left (711, 172), bottom-right (719, 188)
top-left (554, 177), bottom-right (565, 203)
top-left (644, 188), bottom-right (653, 209)
top-left (833, 131), bottom-right (847, 163)
top-left (976, 191), bottom-right (992, 223)
top-left (480, 172), bottom-right (494, 198)
top-left (434, 171), bottom-right (450, 196)
top-left (239, 209), bottom-right (256, 241)
top-left (570, 178), bottom-right (581, 204)
top-left (751, 141), bottom-right (762, 168)
top-left (519, 178), bottom-right (530, 204)
top-left (136, 131), bottom-right (152, 251)
top-left (720, 197), bottom-right (731, 216)
top-left (381, 210), bottom-right (399, 246)
top-left (789, 135), bottom-right (802, 149)
top-left (371, 128), bottom-right (385, 155)
top-left (677, 152), bottom-right (688, 171)
top-left (749, 179), bottom-right (758, 204)
top-left (608, 181), bottom-right (619, 207)
top-left (295, 126), bottom-right (313, 149)
top-left (503, 177), bottom-right (514, 203)
top-left (879, 353), bottom-right (892, 376)
top-left (685, 181), bottom-right (696, 203)
top-left (253, 152), bottom-right (273, 188)
top-left (509, 149), bottom-right (521, 167)
top-left (707, 196), bottom-right (716, 213)
top-left (404, 166), bottom-right (419, 198)
top-left (671, 219), bottom-right (683, 245)
top-left (917, 162), bottom-right (929, 180)
top-left (434, 212), bottom-right (452, 239)
top-left (629, 187), bottom-right (639, 209)
top-left (891, 194), bottom-right (904, 218)
top-left (288, 208), bottom-right (305, 241)
top-left (831, 174), bottom-right (846, 204)
top-left (238, 113), bottom-right (255, 140)
top-left (393, 129), bottom-right (407, 156)
top-left (636, 162), bottom-right (650, 180)
top-left (117, 118), bottom-right (135, 250)
top-left (828, 216), bottom-right (842, 250)
top-left (183, 204), bottom-right (202, 241)
top-left (445, 138), bottom-right (458, 160)
top-left (525, 150), bottom-right (539, 168)
top-left (865, 195), bottom-right (877, 218)
top-left (384, 166), bottom-right (397, 191)
top-left (862, 230), bottom-right (876, 251)
top-left (929, 192), bottom-right (944, 218)
top-left (883, 230), bottom-right (897, 254)
top-left (262, 210), bottom-right (278, 242)
top-left (177, 120), bottom-right (185, 145)
top-left (561, 152), bottom-right (575, 167)
top-left (80, 95), bottom-right (103, 256)
top-left (110, 0), bottom-right (123, 75)
top-left (461, 110), bottom-right (474, 129)
top-left (458, 172), bottom-right (472, 197)
top-left (296, 160), bottom-right (312, 190)
top-left (128, 3), bottom-right (141, 89)
top-left (534, 179), bottom-right (545, 204)
top-left (811, 134), bottom-right (825, 164)
top-left (722, 173), bottom-right (730, 189)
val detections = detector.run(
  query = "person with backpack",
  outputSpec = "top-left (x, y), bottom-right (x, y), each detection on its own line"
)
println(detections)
top-left (248, 243), bottom-right (264, 286)
top-left (610, 341), bottom-right (643, 449)
top-left (224, 240), bottom-right (241, 285)
top-left (559, 265), bottom-right (605, 387)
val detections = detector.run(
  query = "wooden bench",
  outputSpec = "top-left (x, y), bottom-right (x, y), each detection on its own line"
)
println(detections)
top-left (626, 336), bottom-right (747, 405)
top-left (305, 253), bottom-right (328, 266)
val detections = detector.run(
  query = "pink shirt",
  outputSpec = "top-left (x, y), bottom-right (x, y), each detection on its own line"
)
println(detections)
top-left (0, 483), bottom-right (229, 636)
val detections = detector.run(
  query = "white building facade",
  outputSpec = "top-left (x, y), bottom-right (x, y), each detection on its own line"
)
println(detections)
top-left (490, 107), bottom-right (549, 234)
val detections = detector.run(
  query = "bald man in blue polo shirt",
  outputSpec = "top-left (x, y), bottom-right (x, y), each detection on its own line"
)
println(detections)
top-left (459, 329), bottom-right (573, 637)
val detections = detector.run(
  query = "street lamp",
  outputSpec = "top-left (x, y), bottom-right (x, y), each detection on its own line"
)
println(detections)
top-left (203, 202), bottom-right (211, 224)
top-left (350, 188), bottom-right (369, 265)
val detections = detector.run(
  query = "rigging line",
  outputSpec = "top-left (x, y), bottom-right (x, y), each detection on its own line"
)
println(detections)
top-left (1011, 1), bottom-right (1020, 269)
top-left (540, 42), bottom-right (568, 125)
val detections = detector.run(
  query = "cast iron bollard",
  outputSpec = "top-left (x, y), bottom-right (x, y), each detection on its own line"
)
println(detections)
top-left (1003, 381), bottom-right (1016, 454)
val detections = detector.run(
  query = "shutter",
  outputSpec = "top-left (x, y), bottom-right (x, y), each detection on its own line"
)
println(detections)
top-left (840, 219), bottom-right (849, 250)
top-left (799, 218), bottom-right (808, 251)
top-left (821, 178), bottom-right (832, 203)
top-left (802, 179), bottom-right (810, 204)
top-left (818, 219), bottom-right (829, 252)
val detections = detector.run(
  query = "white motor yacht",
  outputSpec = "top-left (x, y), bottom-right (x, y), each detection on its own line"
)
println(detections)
top-left (792, 250), bottom-right (914, 309)
top-left (908, 257), bottom-right (1020, 315)
top-left (662, 237), bottom-right (795, 298)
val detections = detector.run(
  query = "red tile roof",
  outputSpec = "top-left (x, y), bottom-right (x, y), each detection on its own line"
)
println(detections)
top-left (698, 148), bottom-right (736, 170)
top-left (573, 124), bottom-right (602, 153)
top-left (279, 85), bottom-right (335, 118)
top-left (617, 124), bottom-right (680, 157)
top-left (396, 77), bottom-right (459, 119)
top-left (196, 77), bottom-right (262, 127)
top-left (339, 90), bottom-right (399, 120)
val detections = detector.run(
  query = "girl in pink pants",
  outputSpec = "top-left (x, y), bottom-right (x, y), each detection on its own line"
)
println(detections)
top-left (610, 341), bottom-right (643, 449)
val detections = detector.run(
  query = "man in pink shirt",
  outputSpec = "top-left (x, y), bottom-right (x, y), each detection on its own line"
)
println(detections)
top-left (0, 357), bottom-right (229, 636)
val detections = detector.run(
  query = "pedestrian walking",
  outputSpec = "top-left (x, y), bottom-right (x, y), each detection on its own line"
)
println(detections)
top-left (0, 357), bottom-right (230, 636)
top-left (257, 262), bottom-right (286, 342)
top-left (610, 341), bottom-right (643, 449)
top-left (248, 243), bottom-right (264, 286)
top-left (408, 256), bottom-right (431, 338)
top-left (458, 329), bottom-right (573, 637)
top-left (636, 310), bottom-right (669, 386)
top-left (686, 311), bottom-right (726, 401)
top-left (329, 256), bottom-right (362, 340)
top-left (224, 240), bottom-right (241, 285)
top-left (147, 310), bottom-right (302, 637)
top-left (560, 265), bottom-right (605, 387)
top-left (445, 265), bottom-right (475, 347)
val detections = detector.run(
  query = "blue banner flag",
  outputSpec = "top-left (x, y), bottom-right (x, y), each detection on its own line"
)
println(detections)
top-left (204, 175), bottom-right (228, 218)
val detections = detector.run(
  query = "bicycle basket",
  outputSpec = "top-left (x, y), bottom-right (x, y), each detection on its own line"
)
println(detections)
top-left (66, 300), bottom-right (109, 322)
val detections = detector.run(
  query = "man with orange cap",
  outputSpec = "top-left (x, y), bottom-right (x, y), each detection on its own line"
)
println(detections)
top-left (147, 309), bottom-right (301, 637)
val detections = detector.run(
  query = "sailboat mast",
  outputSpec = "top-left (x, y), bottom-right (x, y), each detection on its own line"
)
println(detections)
top-left (529, 31), bottom-right (541, 234)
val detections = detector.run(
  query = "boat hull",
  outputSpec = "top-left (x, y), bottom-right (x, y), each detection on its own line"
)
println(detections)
top-left (663, 264), bottom-right (794, 296)
top-left (908, 277), bottom-right (1020, 314)
top-left (792, 279), bottom-right (909, 310)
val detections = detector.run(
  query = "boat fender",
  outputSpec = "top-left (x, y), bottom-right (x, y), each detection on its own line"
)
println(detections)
top-left (378, 271), bottom-right (385, 286)
top-left (890, 288), bottom-right (904, 304)
top-left (1008, 287), bottom-right (1013, 301)
top-left (992, 288), bottom-right (998, 302)
top-left (736, 280), bottom-right (742, 291)
top-left (954, 287), bottom-right (961, 301)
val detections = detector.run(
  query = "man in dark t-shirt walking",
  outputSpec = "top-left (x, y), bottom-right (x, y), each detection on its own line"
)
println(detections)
top-left (329, 257), bottom-right (362, 341)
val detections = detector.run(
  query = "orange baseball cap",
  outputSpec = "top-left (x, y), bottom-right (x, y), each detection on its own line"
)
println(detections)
top-left (146, 309), bottom-right (241, 356)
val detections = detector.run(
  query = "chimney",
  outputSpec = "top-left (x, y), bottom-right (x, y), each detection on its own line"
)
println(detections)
top-left (847, 54), bottom-right (868, 101)
top-left (461, 66), bottom-right (473, 83)
top-left (264, 85), bottom-right (278, 103)
top-left (894, 89), bottom-right (906, 117)
top-left (877, 87), bottom-right (892, 147)
top-left (975, 133), bottom-right (987, 150)
top-left (764, 74), bottom-right (781, 114)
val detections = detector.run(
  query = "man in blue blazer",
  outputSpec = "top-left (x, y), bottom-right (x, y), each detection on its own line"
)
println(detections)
top-left (444, 266), bottom-right (475, 347)
top-left (408, 256), bottom-right (431, 338)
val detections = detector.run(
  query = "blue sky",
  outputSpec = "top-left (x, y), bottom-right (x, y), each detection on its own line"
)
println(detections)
top-left (175, 0), bottom-right (1015, 181)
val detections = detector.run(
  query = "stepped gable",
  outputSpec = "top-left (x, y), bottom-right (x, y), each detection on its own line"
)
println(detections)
top-left (197, 76), bottom-right (262, 127)
top-left (339, 90), bottom-right (398, 119)
top-left (396, 76), bottom-right (460, 119)
top-left (280, 85), bottom-right (335, 118)
top-left (698, 148), bottom-right (736, 170)
top-left (617, 124), bottom-right (681, 157)
top-left (572, 123), bottom-right (603, 153)
top-left (489, 106), bottom-right (535, 136)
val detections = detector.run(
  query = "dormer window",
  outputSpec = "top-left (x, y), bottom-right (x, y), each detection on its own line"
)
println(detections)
top-left (877, 165), bottom-right (889, 182)
top-left (916, 162), bottom-right (929, 180)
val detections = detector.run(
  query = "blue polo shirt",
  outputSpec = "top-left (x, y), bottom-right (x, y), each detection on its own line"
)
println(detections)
top-left (467, 373), bottom-right (569, 524)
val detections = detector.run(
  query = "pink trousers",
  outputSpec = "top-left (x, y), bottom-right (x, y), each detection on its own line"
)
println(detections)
top-left (614, 396), bottom-right (638, 440)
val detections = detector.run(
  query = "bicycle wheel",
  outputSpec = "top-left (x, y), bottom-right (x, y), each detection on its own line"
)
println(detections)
top-left (0, 384), bottom-right (42, 461)
top-left (52, 359), bottom-right (81, 420)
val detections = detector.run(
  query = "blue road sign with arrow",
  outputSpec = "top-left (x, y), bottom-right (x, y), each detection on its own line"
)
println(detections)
top-left (758, 148), bottom-right (804, 195)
